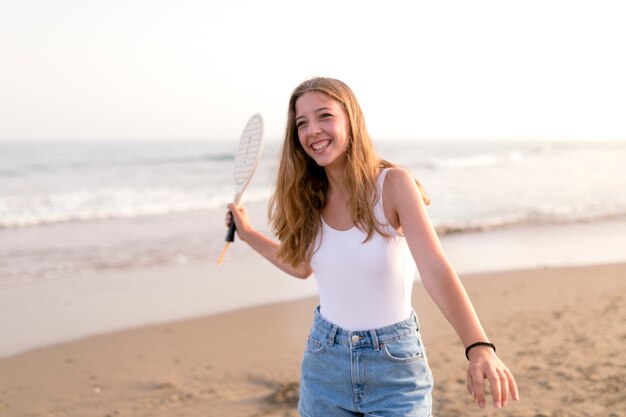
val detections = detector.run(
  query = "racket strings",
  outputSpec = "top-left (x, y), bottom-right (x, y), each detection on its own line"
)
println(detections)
top-left (233, 124), bottom-right (262, 185)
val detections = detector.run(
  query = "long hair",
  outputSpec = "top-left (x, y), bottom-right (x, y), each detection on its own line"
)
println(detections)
top-left (269, 77), bottom-right (429, 268)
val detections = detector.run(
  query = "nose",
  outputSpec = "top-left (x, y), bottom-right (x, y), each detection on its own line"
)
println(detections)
top-left (307, 120), bottom-right (322, 137)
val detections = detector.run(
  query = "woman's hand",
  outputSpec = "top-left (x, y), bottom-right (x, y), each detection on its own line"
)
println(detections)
top-left (226, 203), bottom-right (252, 241)
top-left (466, 346), bottom-right (519, 409)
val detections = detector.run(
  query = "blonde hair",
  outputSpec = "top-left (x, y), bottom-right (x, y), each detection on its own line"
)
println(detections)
top-left (269, 77), bottom-right (429, 268)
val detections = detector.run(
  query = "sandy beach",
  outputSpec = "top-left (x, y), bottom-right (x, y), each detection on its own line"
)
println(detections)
top-left (1, 260), bottom-right (624, 416)
top-left (2, 3), bottom-right (626, 415)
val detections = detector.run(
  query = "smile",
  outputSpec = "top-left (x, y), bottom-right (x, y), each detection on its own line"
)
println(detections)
top-left (311, 139), bottom-right (331, 153)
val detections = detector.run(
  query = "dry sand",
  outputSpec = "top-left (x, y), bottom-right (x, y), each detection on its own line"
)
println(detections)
top-left (0, 263), bottom-right (624, 417)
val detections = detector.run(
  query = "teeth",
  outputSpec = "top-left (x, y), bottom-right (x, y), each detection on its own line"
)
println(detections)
top-left (312, 140), bottom-right (330, 151)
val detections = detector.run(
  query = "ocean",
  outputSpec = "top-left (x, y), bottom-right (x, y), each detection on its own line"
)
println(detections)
top-left (1, 139), bottom-right (626, 286)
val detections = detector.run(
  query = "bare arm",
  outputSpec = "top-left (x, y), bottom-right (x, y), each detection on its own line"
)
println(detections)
top-left (226, 203), bottom-right (313, 279)
top-left (384, 168), bottom-right (519, 409)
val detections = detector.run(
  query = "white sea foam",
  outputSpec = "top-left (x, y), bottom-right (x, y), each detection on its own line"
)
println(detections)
top-left (0, 186), bottom-right (272, 228)
top-left (1, 139), bottom-right (625, 284)
top-left (430, 154), bottom-right (499, 169)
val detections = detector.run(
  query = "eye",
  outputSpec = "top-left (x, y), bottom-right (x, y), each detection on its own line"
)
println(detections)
top-left (296, 120), bottom-right (307, 128)
top-left (320, 113), bottom-right (333, 119)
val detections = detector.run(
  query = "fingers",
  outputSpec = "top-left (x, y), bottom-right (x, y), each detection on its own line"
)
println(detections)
top-left (487, 368), bottom-right (502, 408)
top-left (227, 203), bottom-right (244, 215)
top-left (499, 368), bottom-right (509, 407)
top-left (225, 203), bottom-right (250, 238)
top-left (226, 203), bottom-right (240, 224)
top-left (469, 368), bottom-right (486, 408)
top-left (469, 366), bottom-right (500, 409)
top-left (506, 366), bottom-right (520, 402)
top-left (468, 361), bottom-right (519, 409)
top-left (466, 369), bottom-right (474, 399)
top-left (224, 210), bottom-right (233, 227)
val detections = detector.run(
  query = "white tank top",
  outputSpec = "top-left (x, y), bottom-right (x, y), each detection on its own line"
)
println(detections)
top-left (310, 168), bottom-right (417, 330)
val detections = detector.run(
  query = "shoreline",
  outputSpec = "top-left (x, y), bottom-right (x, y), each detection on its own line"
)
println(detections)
top-left (1, 218), bottom-right (626, 358)
top-left (1, 262), bottom-right (624, 416)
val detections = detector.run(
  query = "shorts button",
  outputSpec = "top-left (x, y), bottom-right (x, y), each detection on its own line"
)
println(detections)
top-left (351, 335), bottom-right (359, 344)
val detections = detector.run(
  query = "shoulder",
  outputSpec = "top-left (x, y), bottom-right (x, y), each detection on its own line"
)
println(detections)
top-left (381, 167), bottom-right (418, 207)
top-left (382, 166), bottom-right (430, 207)
top-left (383, 166), bottom-right (417, 192)
top-left (383, 166), bottom-right (429, 211)
top-left (378, 167), bottom-right (416, 231)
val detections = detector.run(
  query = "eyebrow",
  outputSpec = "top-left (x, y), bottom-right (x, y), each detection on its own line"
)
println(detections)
top-left (295, 107), bottom-right (333, 121)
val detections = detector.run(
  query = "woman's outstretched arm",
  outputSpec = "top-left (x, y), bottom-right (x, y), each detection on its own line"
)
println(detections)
top-left (384, 168), bottom-right (519, 409)
top-left (226, 203), bottom-right (313, 279)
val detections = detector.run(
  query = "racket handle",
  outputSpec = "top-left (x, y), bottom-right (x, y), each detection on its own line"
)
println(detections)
top-left (226, 212), bottom-right (236, 242)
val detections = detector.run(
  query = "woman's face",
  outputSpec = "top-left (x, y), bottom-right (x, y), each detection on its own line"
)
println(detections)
top-left (295, 91), bottom-right (350, 169)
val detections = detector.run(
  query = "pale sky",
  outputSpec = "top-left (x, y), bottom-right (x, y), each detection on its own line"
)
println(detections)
top-left (1, 0), bottom-right (625, 142)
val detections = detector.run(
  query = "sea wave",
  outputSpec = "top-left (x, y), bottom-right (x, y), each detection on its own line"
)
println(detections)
top-left (426, 151), bottom-right (524, 170)
top-left (0, 187), bottom-right (271, 228)
top-left (435, 207), bottom-right (626, 236)
top-left (0, 154), bottom-right (235, 178)
top-left (3, 184), bottom-right (625, 233)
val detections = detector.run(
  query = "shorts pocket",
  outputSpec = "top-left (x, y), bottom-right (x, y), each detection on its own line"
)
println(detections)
top-left (305, 334), bottom-right (328, 354)
top-left (382, 332), bottom-right (424, 363)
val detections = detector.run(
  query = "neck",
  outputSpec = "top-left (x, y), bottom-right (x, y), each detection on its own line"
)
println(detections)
top-left (324, 163), bottom-right (346, 195)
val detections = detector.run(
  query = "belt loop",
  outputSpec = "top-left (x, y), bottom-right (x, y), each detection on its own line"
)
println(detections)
top-left (328, 326), bottom-right (338, 346)
top-left (370, 329), bottom-right (380, 351)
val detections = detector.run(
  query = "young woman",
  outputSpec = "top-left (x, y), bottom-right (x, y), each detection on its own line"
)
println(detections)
top-left (226, 77), bottom-right (518, 416)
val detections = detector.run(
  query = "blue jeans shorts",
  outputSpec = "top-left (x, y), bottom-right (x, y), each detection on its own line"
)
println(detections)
top-left (298, 307), bottom-right (434, 417)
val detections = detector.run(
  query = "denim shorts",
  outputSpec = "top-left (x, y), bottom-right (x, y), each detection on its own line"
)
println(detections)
top-left (298, 306), bottom-right (433, 417)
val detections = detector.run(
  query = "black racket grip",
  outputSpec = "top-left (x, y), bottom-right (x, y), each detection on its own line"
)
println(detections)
top-left (226, 211), bottom-right (236, 242)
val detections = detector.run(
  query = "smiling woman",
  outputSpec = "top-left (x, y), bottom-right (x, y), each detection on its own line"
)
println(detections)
top-left (226, 77), bottom-right (519, 416)
top-left (295, 92), bottom-right (351, 168)
top-left (270, 78), bottom-right (432, 269)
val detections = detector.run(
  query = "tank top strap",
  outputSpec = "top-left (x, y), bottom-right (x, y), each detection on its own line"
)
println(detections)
top-left (376, 167), bottom-right (391, 190)
top-left (373, 168), bottom-right (398, 235)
